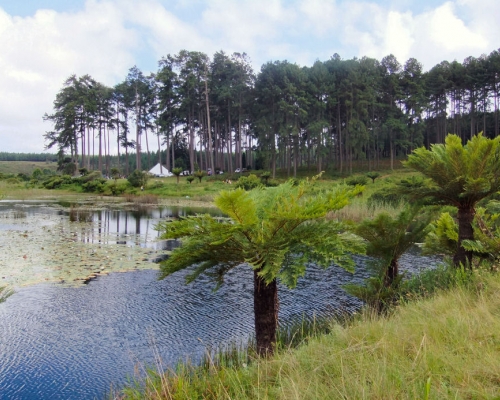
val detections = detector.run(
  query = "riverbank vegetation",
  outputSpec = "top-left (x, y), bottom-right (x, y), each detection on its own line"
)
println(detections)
top-left (117, 266), bottom-right (500, 399)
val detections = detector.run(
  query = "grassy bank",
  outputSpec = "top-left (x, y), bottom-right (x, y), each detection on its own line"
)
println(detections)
top-left (0, 165), bottom-right (416, 207)
top-left (118, 269), bottom-right (500, 399)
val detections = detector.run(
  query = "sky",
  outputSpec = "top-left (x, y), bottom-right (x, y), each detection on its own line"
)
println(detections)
top-left (0, 0), bottom-right (499, 154)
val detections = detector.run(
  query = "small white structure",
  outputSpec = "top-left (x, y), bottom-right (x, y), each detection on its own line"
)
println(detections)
top-left (148, 163), bottom-right (173, 177)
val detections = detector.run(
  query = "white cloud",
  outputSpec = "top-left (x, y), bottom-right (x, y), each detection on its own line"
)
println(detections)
top-left (298, 0), bottom-right (339, 36)
top-left (200, 0), bottom-right (298, 65)
top-left (122, 0), bottom-right (210, 59)
top-left (0, 1), bottom-right (141, 152)
top-left (335, 0), bottom-right (493, 69)
top-left (424, 2), bottom-right (487, 52)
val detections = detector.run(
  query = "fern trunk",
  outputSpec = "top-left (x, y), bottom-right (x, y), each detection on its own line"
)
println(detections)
top-left (253, 269), bottom-right (278, 356)
top-left (385, 258), bottom-right (399, 287)
top-left (454, 207), bottom-right (475, 267)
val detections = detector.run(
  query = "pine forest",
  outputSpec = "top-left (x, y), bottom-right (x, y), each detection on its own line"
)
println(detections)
top-left (44, 49), bottom-right (500, 177)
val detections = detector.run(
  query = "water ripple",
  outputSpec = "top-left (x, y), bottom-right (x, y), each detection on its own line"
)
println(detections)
top-left (0, 249), bottom-right (438, 399)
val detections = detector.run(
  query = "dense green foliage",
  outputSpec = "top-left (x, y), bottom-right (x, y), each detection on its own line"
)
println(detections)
top-left (234, 174), bottom-right (262, 190)
top-left (157, 179), bottom-right (364, 287)
top-left (403, 133), bottom-right (500, 265)
top-left (156, 178), bottom-right (365, 353)
top-left (127, 169), bottom-right (149, 188)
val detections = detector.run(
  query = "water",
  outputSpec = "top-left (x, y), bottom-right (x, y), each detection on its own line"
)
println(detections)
top-left (0, 201), bottom-right (438, 399)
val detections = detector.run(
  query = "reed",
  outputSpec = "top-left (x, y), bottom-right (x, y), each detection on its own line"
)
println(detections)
top-left (123, 194), bottom-right (159, 205)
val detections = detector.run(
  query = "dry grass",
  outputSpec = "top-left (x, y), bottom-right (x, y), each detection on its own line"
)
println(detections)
top-left (124, 193), bottom-right (159, 205)
top-left (0, 161), bottom-right (58, 175)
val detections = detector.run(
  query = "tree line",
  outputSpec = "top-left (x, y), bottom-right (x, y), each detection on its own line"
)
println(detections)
top-left (0, 152), bottom-right (57, 162)
top-left (44, 49), bottom-right (500, 177)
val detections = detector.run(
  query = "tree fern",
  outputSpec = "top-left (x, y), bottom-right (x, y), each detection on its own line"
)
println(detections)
top-left (155, 176), bottom-right (365, 354)
top-left (403, 133), bottom-right (500, 266)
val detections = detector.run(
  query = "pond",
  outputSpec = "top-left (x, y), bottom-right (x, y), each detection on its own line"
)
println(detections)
top-left (0, 200), bottom-right (438, 399)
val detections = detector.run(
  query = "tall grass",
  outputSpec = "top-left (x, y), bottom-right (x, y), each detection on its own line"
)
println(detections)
top-left (330, 196), bottom-right (405, 222)
top-left (116, 270), bottom-right (500, 399)
top-left (123, 194), bottom-right (159, 205)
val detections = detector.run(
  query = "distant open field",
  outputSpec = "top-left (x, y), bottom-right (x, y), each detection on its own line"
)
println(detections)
top-left (0, 161), bottom-right (58, 176)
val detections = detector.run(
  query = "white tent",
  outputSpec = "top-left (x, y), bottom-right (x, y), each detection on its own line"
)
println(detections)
top-left (148, 163), bottom-right (173, 177)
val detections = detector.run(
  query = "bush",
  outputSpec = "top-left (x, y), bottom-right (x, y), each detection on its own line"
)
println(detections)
top-left (235, 174), bottom-right (262, 191)
top-left (108, 181), bottom-right (128, 196)
top-left (31, 168), bottom-right (43, 181)
top-left (42, 175), bottom-right (73, 189)
top-left (79, 171), bottom-right (103, 183)
top-left (400, 263), bottom-right (475, 301)
top-left (367, 190), bottom-right (402, 209)
top-left (266, 179), bottom-right (280, 187)
top-left (260, 171), bottom-right (271, 185)
top-left (16, 173), bottom-right (30, 182)
top-left (82, 179), bottom-right (106, 193)
top-left (346, 175), bottom-right (368, 186)
top-left (288, 178), bottom-right (300, 186)
top-left (127, 169), bottom-right (149, 188)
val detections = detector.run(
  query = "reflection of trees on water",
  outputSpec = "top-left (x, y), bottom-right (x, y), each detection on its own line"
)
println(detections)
top-left (70, 206), bottom-right (221, 247)
top-left (2, 203), bottom-right (220, 247)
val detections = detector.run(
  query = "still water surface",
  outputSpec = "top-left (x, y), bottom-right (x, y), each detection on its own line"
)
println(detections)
top-left (0, 201), bottom-right (437, 399)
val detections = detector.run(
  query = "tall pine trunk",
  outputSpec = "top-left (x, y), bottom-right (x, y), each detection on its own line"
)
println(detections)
top-left (253, 268), bottom-right (278, 356)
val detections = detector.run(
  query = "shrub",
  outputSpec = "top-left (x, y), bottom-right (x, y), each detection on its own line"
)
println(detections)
top-left (109, 181), bottom-right (128, 196)
top-left (82, 179), bottom-right (106, 193)
top-left (260, 171), bottom-right (271, 185)
top-left (62, 162), bottom-right (77, 176)
top-left (110, 167), bottom-right (121, 180)
top-left (79, 171), bottom-right (102, 183)
top-left (31, 168), bottom-right (43, 181)
top-left (266, 179), bottom-right (280, 187)
top-left (235, 174), bottom-right (262, 191)
top-left (16, 173), bottom-right (30, 182)
top-left (401, 263), bottom-right (474, 300)
top-left (149, 180), bottom-right (163, 189)
top-left (346, 175), bottom-right (368, 186)
top-left (127, 169), bottom-right (149, 188)
top-left (42, 175), bottom-right (73, 189)
top-left (288, 177), bottom-right (300, 186)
